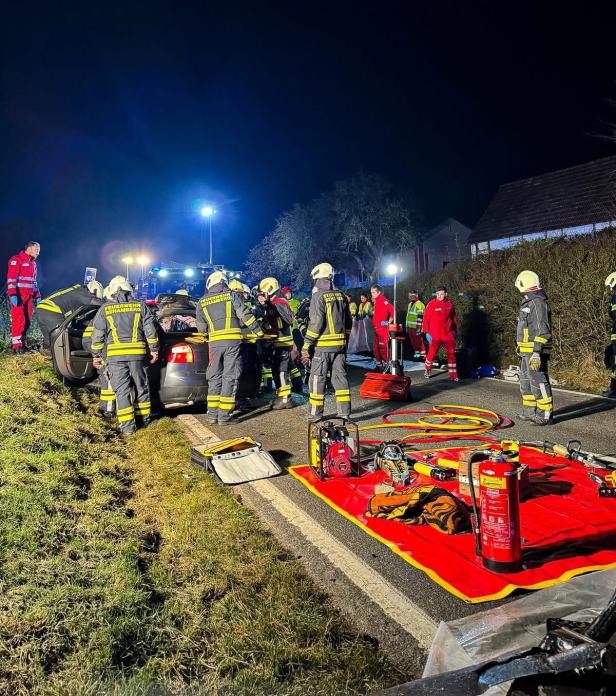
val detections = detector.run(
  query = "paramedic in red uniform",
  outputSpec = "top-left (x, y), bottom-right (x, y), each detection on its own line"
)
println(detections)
top-left (422, 285), bottom-right (459, 381)
top-left (7, 241), bottom-right (41, 352)
top-left (371, 284), bottom-right (394, 371)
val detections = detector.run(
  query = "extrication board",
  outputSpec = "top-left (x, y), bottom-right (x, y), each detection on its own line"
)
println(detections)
top-left (289, 445), bottom-right (616, 603)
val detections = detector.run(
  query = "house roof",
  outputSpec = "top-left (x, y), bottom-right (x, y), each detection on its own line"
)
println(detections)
top-left (470, 155), bottom-right (616, 244)
top-left (421, 217), bottom-right (472, 241)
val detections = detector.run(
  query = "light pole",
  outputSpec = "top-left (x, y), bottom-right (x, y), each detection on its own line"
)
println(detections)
top-left (386, 262), bottom-right (402, 322)
top-left (121, 255), bottom-right (134, 282)
top-left (200, 205), bottom-right (216, 266)
top-left (136, 255), bottom-right (150, 286)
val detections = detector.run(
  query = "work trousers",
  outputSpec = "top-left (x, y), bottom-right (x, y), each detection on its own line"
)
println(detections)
top-left (207, 342), bottom-right (242, 420)
top-left (238, 343), bottom-right (260, 400)
top-left (425, 334), bottom-right (457, 379)
top-left (308, 349), bottom-right (351, 419)
top-left (107, 359), bottom-right (151, 434)
top-left (272, 346), bottom-right (292, 402)
top-left (407, 327), bottom-right (426, 358)
top-left (373, 329), bottom-right (390, 368)
top-left (98, 367), bottom-right (116, 415)
top-left (10, 296), bottom-right (34, 349)
top-left (519, 354), bottom-right (553, 421)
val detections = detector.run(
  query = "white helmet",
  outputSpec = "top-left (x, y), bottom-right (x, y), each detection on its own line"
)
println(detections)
top-left (515, 270), bottom-right (541, 293)
top-left (605, 272), bottom-right (616, 290)
top-left (241, 283), bottom-right (251, 294)
top-left (311, 262), bottom-right (334, 281)
top-left (107, 275), bottom-right (132, 296)
top-left (86, 280), bottom-right (104, 299)
top-left (206, 270), bottom-right (228, 290)
top-left (176, 289), bottom-right (189, 296)
top-left (259, 277), bottom-right (280, 295)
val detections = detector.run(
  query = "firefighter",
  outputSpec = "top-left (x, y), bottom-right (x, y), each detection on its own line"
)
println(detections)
top-left (89, 276), bottom-right (159, 434)
top-left (197, 271), bottom-right (264, 424)
top-left (371, 285), bottom-right (394, 371)
top-left (7, 241), bottom-right (41, 352)
top-left (229, 279), bottom-right (261, 411)
top-left (35, 280), bottom-right (104, 348)
top-left (423, 286), bottom-right (459, 381)
top-left (605, 272), bottom-right (616, 398)
top-left (258, 277), bottom-right (295, 409)
top-left (82, 285), bottom-right (115, 418)
top-left (515, 271), bottom-right (553, 425)
top-left (358, 293), bottom-right (373, 319)
top-left (302, 263), bottom-right (352, 420)
top-left (406, 290), bottom-right (426, 359)
top-left (281, 285), bottom-right (305, 390)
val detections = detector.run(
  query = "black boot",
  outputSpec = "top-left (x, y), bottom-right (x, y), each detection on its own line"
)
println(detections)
top-left (272, 396), bottom-right (294, 410)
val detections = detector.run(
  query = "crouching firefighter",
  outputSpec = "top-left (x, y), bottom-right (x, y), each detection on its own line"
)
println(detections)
top-left (82, 285), bottom-right (115, 418)
top-left (197, 271), bottom-right (264, 424)
top-left (302, 263), bottom-right (352, 421)
top-left (89, 276), bottom-right (159, 434)
top-left (35, 280), bottom-right (104, 348)
top-left (258, 277), bottom-right (295, 409)
top-left (515, 270), bottom-right (553, 426)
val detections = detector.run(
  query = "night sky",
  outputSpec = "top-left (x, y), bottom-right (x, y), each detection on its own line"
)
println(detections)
top-left (2, 1), bottom-right (616, 291)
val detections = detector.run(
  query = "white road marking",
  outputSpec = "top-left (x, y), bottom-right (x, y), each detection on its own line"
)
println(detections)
top-left (486, 376), bottom-right (616, 401)
top-left (176, 413), bottom-right (439, 651)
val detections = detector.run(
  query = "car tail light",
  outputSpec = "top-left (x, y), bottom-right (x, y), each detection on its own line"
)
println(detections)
top-left (167, 343), bottom-right (194, 363)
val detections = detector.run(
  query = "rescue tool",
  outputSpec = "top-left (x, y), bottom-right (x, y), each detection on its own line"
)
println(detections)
top-left (359, 325), bottom-right (411, 400)
top-left (308, 417), bottom-right (361, 481)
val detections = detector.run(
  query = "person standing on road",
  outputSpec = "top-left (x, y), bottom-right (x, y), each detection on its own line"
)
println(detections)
top-left (405, 290), bottom-right (426, 360)
top-left (358, 293), bottom-right (373, 320)
top-left (371, 285), bottom-right (394, 371)
top-left (515, 271), bottom-right (553, 426)
top-left (302, 263), bottom-right (352, 420)
top-left (197, 271), bottom-right (264, 424)
top-left (282, 285), bottom-right (305, 389)
top-left (89, 276), bottom-right (159, 434)
top-left (604, 272), bottom-right (616, 398)
top-left (35, 281), bottom-right (103, 348)
top-left (258, 277), bottom-right (295, 409)
top-left (7, 241), bottom-right (41, 352)
top-left (422, 286), bottom-right (459, 381)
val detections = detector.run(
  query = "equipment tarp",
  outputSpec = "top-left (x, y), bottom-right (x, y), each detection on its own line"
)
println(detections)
top-left (289, 445), bottom-right (616, 603)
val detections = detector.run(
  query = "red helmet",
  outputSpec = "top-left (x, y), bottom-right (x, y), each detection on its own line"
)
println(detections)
top-left (281, 286), bottom-right (291, 295)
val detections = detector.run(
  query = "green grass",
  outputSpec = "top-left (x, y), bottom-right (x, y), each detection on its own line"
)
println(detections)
top-left (0, 354), bottom-right (402, 695)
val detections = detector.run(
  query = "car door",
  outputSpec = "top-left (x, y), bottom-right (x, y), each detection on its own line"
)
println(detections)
top-left (50, 304), bottom-right (100, 385)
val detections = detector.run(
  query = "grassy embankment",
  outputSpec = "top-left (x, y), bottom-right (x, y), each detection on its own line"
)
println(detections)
top-left (0, 353), bottom-right (402, 695)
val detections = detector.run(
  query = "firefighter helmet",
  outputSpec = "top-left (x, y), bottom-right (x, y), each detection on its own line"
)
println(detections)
top-left (176, 289), bottom-right (189, 296)
top-left (206, 270), bottom-right (228, 290)
top-left (241, 283), bottom-right (251, 294)
top-left (515, 270), bottom-right (541, 293)
top-left (605, 272), bottom-right (616, 289)
top-left (107, 275), bottom-right (132, 296)
top-left (228, 279), bottom-right (243, 291)
top-left (86, 280), bottom-right (104, 299)
top-left (311, 262), bottom-right (334, 280)
top-left (259, 277), bottom-right (280, 295)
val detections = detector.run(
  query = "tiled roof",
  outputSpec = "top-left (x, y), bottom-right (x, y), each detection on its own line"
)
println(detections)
top-left (470, 155), bottom-right (616, 243)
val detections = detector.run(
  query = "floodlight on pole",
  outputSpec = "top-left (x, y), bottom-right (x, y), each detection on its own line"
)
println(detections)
top-left (386, 262), bottom-right (403, 319)
top-left (121, 255), bottom-right (134, 281)
top-left (200, 205), bottom-right (217, 266)
top-left (135, 255), bottom-right (151, 286)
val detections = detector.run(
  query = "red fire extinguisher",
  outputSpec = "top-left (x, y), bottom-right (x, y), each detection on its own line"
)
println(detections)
top-left (469, 452), bottom-right (522, 573)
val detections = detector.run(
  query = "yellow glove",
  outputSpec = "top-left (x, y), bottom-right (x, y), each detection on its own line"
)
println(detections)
top-left (529, 353), bottom-right (541, 371)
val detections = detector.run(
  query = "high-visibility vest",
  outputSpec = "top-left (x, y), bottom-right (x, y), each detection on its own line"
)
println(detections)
top-left (406, 300), bottom-right (425, 329)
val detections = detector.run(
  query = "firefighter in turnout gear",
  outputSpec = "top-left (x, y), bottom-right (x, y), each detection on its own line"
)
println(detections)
top-left (406, 291), bottom-right (426, 359)
top-left (258, 277), bottom-right (295, 409)
top-left (229, 280), bottom-right (262, 411)
top-left (197, 271), bottom-right (264, 424)
top-left (7, 241), bottom-right (41, 352)
top-left (302, 262), bottom-right (352, 420)
top-left (604, 272), bottom-right (616, 398)
top-left (515, 270), bottom-right (553, 425)
top-left (35, 280), bottom-right (103, 348)
top-left (82, 287), bottom-right (115, 418)
top-left (89, 276), bottom-right (159, 434)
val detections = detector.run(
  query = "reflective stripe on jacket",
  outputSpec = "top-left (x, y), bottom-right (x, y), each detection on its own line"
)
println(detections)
top-left (516, 289), bottom-right (552, 355)
top-left (89, 293), bottom-right (160, 361)
top-left (37, 284), bottom-right (98, 317)
top-left (196, 282), bottom-right (263, 346)
top-left (303, 285), bottom-right (352, 351)
top-left (261, 297), bottom-right (294, 348)
top-left (358, 301), bottom-right (373, 319)
top-left (405, 300), bottom-right (425, 329)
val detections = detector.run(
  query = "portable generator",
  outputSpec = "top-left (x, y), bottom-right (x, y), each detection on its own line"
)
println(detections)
top-left (308, 417), bottom-right (360, 481)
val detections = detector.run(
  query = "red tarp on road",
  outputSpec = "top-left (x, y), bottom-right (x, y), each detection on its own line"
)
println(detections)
top-left (289, 445), bottom-right (616, 603)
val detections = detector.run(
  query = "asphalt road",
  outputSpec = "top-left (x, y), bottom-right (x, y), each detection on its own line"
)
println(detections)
top-left (184, 363), bottom-right (616, 676)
